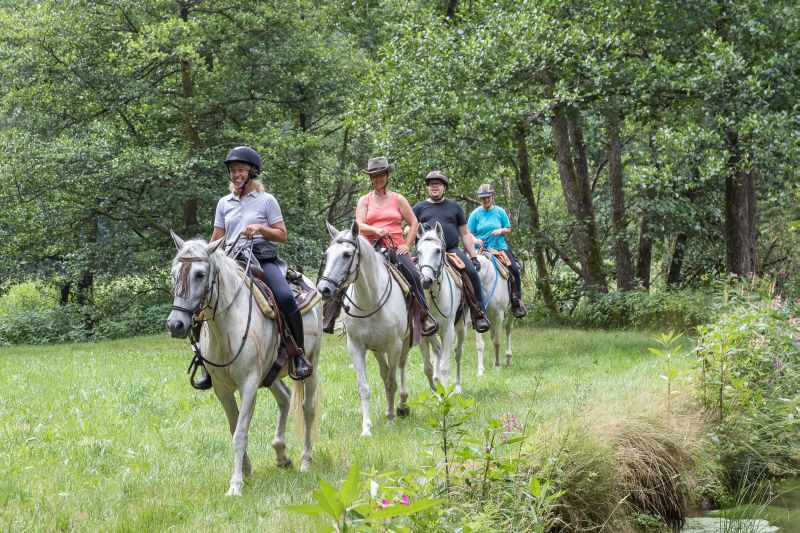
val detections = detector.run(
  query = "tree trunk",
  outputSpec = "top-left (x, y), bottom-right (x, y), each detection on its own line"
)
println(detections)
top-left (179, 4), bottom-right (200, 236)
top-left (605, 102), bottom-right (634, 290)
top-left (551, 103), bottom-right (607, 293)
top-left (724, 130), bottom-right (757, 276)
top-left (667, 233), bottom-right (687, 287)
top-left (513, 123), bottom-right (556, 312)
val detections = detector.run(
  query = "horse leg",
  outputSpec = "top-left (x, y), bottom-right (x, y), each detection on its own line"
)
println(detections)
top-left (438, 324), bottom-right (455, 391)
top-left (226, 377), bottom-right (260, 496)
top-left (214, 387), bottom-right (252, 480)
top-left (505, 315), bottom-right (514, 366)
top-left (349, 342), bottom-right (372, 437)
top-left (268, 379), bottom-right (292, 468)
top-left (396, 346), bottom-right (411, 418)
top-left (375, 351), bottom-right (397, 421)
top-left (492, 320), bottom-right (502, 368)
top-left (475, 329), bottom-right (486, 376)
top-left (454, 323), bottom-right (465, 393)
top-left (419, 338), bottom-right (436, 391)
top-left (295, 376), bottom-right (317, 472)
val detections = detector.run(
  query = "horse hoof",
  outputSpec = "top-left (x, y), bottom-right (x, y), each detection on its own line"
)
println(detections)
top-left (396, 406), bottom-right (410, 418)
top-left (226, 486), bottom-right (242, 497)
top-left (360, 429), bottom-right (372, 437)
top-left (477, 367), bottom-right (485, 377)
top-left (277, 458), bottom-right (293, 469)
top-left (301, 460), bottom-right (312, 472)
top-left (454, 386), bottom-right (462, 394)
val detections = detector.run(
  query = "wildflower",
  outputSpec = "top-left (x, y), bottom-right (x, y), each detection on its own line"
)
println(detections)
top-left (400, 494), bottom-right (410, 506)
top-left (380, 498), bottom-right (391, 508)
top-left (774, 356), bottom-right (782, 373)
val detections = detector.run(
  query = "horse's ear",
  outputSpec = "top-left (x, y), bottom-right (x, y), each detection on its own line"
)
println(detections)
top-left (417, 224), bottom-right (426, 240)
top-left (204, 237), bottom-right (224, 255)
top-left (326, 221), bottom-right (339, 238)
top-left (435, 221), bottom-right (444, 240)
top-left (170, 230), bottom-right (186, 250)
top-left (350, 219), bottom-right (360, 237)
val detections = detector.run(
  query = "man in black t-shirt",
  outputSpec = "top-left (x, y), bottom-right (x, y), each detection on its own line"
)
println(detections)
top-left (413, 171), bottom-right (491, 333)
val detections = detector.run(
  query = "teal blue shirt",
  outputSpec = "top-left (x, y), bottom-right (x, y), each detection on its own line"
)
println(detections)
top-left (467, 205), bottom-right (510, 251)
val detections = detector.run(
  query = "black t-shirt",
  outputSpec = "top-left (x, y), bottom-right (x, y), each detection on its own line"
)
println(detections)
top-left (412, 199), bottom-right (467, 250)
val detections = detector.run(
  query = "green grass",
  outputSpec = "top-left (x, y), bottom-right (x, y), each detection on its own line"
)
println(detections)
top-left (0, 327), bottom-right (691, 531)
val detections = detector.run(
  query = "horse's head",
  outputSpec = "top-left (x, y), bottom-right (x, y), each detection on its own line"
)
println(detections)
top-left (416, 222), bottom-right (446, 289)
top-left (166, 231), bottom-right (224, 338)
top-left (316, 220), bottom-right (361, 301)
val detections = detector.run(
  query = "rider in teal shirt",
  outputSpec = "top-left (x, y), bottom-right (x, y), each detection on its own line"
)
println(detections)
top-left (467, 184), bottom-right (527, 318)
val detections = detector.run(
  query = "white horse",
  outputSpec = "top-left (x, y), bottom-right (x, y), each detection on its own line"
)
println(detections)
top-left (166, 233), bottom-right (322, 496)
top-left (316, 220), bottom-right (412, 437)
top-left (416, 223), bottom-right (466, 393)
top-left (475, 252), bottom-right (514, 374)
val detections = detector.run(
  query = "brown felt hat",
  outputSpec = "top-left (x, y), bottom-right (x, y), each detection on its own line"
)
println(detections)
top-left (361, 157), bottom-right (396, 176)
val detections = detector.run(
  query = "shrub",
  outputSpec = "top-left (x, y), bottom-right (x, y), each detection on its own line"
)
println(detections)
top-left (0, 305), bottom-right (87, 345)
top-left (571, 289), bottom-right (715, 331)
top-left (694, 294), bottom-right (800, 484)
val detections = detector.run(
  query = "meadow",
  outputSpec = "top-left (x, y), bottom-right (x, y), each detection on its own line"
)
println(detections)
top-left (0, 326), bottom-right (686, 531)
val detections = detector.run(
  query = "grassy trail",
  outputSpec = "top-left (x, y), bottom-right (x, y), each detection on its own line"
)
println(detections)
top-left (0, 326), bottom-right (688, 531)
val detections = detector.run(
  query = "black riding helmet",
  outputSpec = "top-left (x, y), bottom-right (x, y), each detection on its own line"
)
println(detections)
top-left (224, 146), bottom-right (261, 173)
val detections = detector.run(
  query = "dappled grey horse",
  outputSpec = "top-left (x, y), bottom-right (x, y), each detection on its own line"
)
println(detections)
top-left (317, 221), bottom-right (412, 436)
top-left (476, 252), bottom-right (514, 373)
top-left (166, 233), bottom-right (322, 496)
top-left (416, 223), bottom-right (467, 393)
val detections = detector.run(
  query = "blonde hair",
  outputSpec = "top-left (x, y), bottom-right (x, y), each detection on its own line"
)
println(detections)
top-left (229, 179), bottom-right (265, 194)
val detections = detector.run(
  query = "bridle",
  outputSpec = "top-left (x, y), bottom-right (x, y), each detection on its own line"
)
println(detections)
top-left (319, 235), bottom-right (393, 319)
top-left (171, 240), bottom-right (256, 369)
top-left (418, 235), bottom-right (454, 318)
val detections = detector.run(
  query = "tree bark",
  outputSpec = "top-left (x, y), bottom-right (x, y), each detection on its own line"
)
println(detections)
top-left (667, 232), bottom-right (687, 287)
top-left (724, 130), bottom-right (757, 276)
top-left (513, 123), bottom-right (556, 312)
top-left (605, 102), bottom-right (634, 290)
top-left (179, 3), bottom-right (199, 236)
top-left (551, 103), bottom-right (607, 293)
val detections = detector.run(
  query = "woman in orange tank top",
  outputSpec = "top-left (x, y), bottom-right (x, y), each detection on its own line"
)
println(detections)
top-left (354, 157), bottom-right (438, 336)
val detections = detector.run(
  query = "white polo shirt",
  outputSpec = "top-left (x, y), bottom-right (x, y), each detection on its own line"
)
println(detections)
top-left (214, 190), bottom-right (283, 247)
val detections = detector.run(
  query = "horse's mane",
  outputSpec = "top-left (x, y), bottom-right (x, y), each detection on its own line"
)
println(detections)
top-left (174, 239), bottom-right (244, 299)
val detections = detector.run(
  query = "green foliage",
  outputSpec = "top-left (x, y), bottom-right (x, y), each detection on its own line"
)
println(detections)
top-left (649, 331), bottom-right (685, 417)
top-left (694, 292), bottom-right (800, 482)
top-left (0, 281), bottom-right (59, 315)
top-left (571, 289), bottom-right (715, 331)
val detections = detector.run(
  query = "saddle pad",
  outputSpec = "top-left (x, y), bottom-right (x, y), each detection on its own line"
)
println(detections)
top-left (236, 271), bottom-right (322, 319)
top-left (385, 262), bottom-right (411, 297)
top-left (488, 247), bottom-right (512, 267)
top-left (446, 252), bottom-right (465, 269)
top-left (480, 251), bottom-right (509, 279)
top-left (446, 264), bottom-right (463, 291)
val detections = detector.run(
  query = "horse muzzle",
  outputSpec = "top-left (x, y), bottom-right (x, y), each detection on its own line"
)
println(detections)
top-left (166, 312), bottom-right (191, 339)
top-left (422, 277), bottom-right (434, 290)
top-left (316, 280), bottom-right (337, 301)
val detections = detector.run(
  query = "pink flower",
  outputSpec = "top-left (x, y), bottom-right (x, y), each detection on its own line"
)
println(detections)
top-left (400, 495), bottom-right (410, 506)
top-left (380, 498), bottom-right (390, 508)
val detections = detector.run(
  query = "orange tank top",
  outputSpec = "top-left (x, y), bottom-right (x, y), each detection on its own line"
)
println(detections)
top-left (365, 192), bottom-right (404, 247)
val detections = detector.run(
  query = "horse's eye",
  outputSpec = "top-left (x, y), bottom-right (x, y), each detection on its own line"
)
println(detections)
top-left (436, 248), bottom-right (442, 254)
top-left (343, 251), bottom-right (353, 258)
top-left (195, 271), bottom-right (206, 279)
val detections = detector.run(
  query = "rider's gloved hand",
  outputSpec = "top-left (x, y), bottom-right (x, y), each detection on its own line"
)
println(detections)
top-left (471, 256), bottom-right (481, 272)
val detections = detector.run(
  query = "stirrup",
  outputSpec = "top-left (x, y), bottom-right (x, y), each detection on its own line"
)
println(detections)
top-left (289, 353), bottom-right (313, 381)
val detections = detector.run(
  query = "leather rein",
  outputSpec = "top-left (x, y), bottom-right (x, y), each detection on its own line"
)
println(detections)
top-left (172, 237), bottom-right (256, 369)
top-left (318, 235), bottom-right (393, 319)
top-left (418, 237), bottom-right (454, 318)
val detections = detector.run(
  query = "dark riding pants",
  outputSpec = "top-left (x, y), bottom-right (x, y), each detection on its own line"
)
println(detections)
top-left (448, 248), bottom-right (486, 309)
top-left (395, 252), bottom-right (430, 312)
top-left (258, 259), bottom-right (299, 314)
top-left (504, 248), bottom-right (522, 297)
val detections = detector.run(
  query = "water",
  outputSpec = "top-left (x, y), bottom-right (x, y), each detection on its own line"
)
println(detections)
top-left (682, 477), bottom-right (799, 533)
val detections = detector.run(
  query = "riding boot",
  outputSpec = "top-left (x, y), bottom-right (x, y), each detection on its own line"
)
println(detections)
top-left (460, 271), bottom-right (491, 333)
top-left (191, 365), bottom-right (213, 390)
top-left (286, 309), bottom-right (313, 380)
top-left (322, 293), bottom-right (343, 334)
top-left (419, 301), bottom-right (439, 336)
top-left (511, 294), bottom-right (527, 318)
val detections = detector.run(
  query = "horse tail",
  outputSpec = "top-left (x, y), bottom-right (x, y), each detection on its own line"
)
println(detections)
top-left (290, 377), bottom-right (321, 439)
